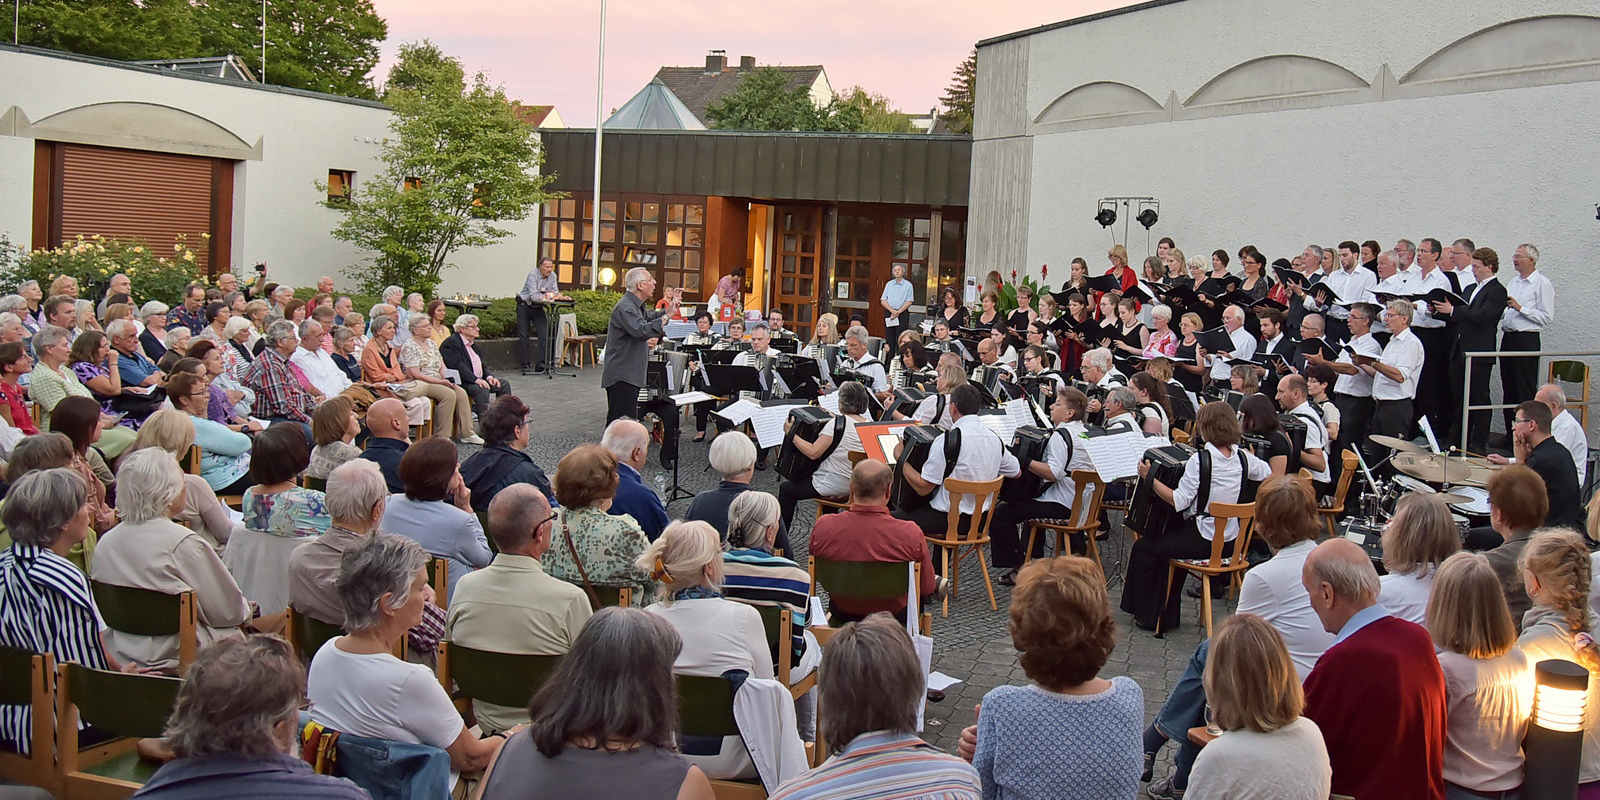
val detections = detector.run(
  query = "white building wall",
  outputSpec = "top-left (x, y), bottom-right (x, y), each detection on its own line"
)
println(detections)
top-left (0, 48), bottom-right (534, 297)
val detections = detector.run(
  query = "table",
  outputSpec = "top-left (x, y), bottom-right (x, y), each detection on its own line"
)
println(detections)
top-left (441, 298), bottom-right (491, 310)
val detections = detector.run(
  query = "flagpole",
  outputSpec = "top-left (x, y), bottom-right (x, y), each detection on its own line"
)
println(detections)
top-left (260, 0), bottom-right (267, 81)
top-left (588, 0), bottom-right (606, 291)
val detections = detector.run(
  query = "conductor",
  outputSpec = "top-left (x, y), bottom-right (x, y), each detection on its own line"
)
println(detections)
top-left (602, 267), bottom-right (681, 423)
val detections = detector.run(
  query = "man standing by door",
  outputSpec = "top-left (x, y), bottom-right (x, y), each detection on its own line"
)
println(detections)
top-left (518, 257), bottom-right (565, 375)
top-left (881, 263), bottom-right (915, 340)
top-left (602, 268), bottom-right (679, 424)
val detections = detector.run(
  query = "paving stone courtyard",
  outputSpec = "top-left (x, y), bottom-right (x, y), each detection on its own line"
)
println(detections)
top-left (490, 366), bottom-right (1221, 768)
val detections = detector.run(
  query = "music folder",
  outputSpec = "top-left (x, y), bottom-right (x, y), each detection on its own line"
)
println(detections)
top-left (1193, 327), bottom-right (1237, 355)
top-left (1159, 284), bottom-right (1201, 307)
top-left (1297, 337), bottom-right (1339, 362)
top-left (1273, 266), bottom-right (1309, 288)
top-left (1304, 281), bottom-right (1342, 306)
top-left (1124, 281), bottom-right (1164, 304)
top-left (1084, 273), bottom-right (1125, 293)
top-left (1250, 296), bottom-right (1288, 312)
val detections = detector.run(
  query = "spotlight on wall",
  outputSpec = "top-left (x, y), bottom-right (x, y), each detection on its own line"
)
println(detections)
top-left (1136, 208), bottom-right (1159, 230)
top-left (1524, 659), bottom-right (1588, 800)
top-left (1095, 201), bottom-right (1118, 228)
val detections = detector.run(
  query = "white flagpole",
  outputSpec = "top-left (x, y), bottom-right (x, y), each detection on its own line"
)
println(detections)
top-left (589, 0), bottom-right (606, 290)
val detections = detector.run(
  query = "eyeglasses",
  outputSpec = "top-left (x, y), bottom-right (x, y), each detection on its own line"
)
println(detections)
top-left (538, 510), bottom-right (558, 529)
top-left (1513, 417), bottom-right (1532, 426)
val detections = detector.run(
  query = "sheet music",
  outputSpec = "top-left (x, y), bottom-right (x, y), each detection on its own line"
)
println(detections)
top-left (670, 390), bottom-right (718, 406)
top-left (1449, 486), bottom-right (1490, 515)
top-left (817, 392), bottom-right (840, 413)
top-left (1082, 431), bottom-right (1171, 482)
top-left (879, 434), bottom-right (903, 465)
top-left (751, 405), bottom-right (793, 449)
top-left (919, 319), bottom-right (934, 334)
top-left (979, 412), bottom-right (1019, 445)
top-left (1003, 398), bottom-right (1036, 432)
top-left (714, 398), bottom-right (761, 426)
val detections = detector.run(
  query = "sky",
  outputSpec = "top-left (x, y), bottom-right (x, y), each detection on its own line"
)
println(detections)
top-left (371, 0), bottom-right (1137, 126)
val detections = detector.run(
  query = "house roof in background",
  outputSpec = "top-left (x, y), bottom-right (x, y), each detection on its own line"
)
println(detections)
top-left (132, 54), bottom-right (259, 83)
top-left (653, 63), bottom-right (824, 124)
top-left (605, 79), bottom-right (706, 130)
top-left (511, 103), bottom-right (558, 126)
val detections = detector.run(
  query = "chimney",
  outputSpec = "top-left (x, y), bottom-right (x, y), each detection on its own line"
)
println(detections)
top-left (739, 55), bottom-right (756, 71)
top-left (706, 50), bottom-right (727, 72)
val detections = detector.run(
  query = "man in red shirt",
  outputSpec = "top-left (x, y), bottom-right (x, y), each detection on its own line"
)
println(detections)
top-left (810, 459), bottom-right (942, 624)
top-left (1301, 539), bottom-right (1446, 800)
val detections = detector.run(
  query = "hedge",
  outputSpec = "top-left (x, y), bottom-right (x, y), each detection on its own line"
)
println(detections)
top-left (295, 287), bottom-right (623, 338)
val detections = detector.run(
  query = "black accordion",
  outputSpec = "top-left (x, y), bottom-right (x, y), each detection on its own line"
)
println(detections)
top-left (776, 406), bottom-right (839, 484)
top-left (1001, 426), bottom-right (1056, 504)
top-left (1125, 444), bottom-right (1195, 539)
top-left (1278, 413), bottom-right (1309, 474)
top-left (890, 425), bottom-right (943, 513)
top-left (886, 388), bottom-right (929, 420)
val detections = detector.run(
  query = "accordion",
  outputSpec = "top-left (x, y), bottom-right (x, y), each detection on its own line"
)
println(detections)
top-left (1279, 413), bottom-right (1309, 473)
top-left (890, 425), bottom-right (943, 513)
top-left (776, 406), bottom-right (839, 484)
top-left (1124, 444), bottom-right (1195, 539)
top-left (887, 388), bottom-right (929, 419)
top-left (1001, 426), bottom-right (1058, 504)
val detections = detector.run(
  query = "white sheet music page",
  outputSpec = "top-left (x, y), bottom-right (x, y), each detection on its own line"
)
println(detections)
top-left (817, 392), bottom-right (840, 413)
top-left (714, 398), bottom-right (761, 425)
top-left (979, 412), bottom-right (1018, 445)
top-left (1003, 398), bottom-right (1036, 431)
top-left (1082, 432), bottom-right (1171, 482)
top-left (879, 434), bottom-right (904, 464)
top-left (751, 405), bottom-right (792, 449)
top-left (670, 390), bottom-right (717, 406)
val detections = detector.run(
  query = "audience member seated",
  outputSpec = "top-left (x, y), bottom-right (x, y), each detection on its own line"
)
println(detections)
top-left (1377, 493), bottom-right (1460, 625)
top-left (1493, 400), bottom-right (1584, 531)
top-left (956, 556), bottom-right (1143, 800)
top-left (895, 384), bottom-right (1021, 550)
top-left (810, 459), bottom-right (938, 625)
top-left (475, 607), bottom-right (715, 800)
top-left (30, 325), bottom-right (136, 457)
top-left (228, 424), bottom-right (331, 614)
top-left (186, 340), bottom-right (260, 432)
top-left (1302, 539), bottom-right (1446, 800)
top-left (0, 469), bottom-right (117, 754)
top-left (135, 636), bottom-right (369, 800)
top-left (1479, 465), bottom-right (1548, 628)
top-left (329, 325), bottom-right (363, 383)
top-left (358, 397), bottom-right (411, 493)
top-left (440, 313), bottom-right (510, 417)
top-left (641, 520), bottom-right (778, 780)
top-left (1184, 614), bottom-right (1332, 800)
top-left (543, 443), bottom-right (652, 606)
top-left (460, 395), bottom-right (555, 512)
top-left (1425, 552), bottom-right (1532, 800)
top-left (770, 614), bottom-right (980, 800)
top-left (132, 410), bottom-right (241, 548)
top-left (70, 330), bottom-right (159, 429)
top-left (445, 484), bottom-right (592, 735)
top-left (400, 316), bottom-right (479, 444)
top-left (222, 315), bottom-right (256, 377)
top-left (307, 396), bottom-right (361, 480)
top-left (243, 320), bottom-right (318, 426)
top-left (0, 343), bottom-right (36, 436)
top-left (307, 533), bottom-right (504, 775)
top-left (289, 319), bottom-right (353, 400)
top-left (684, 432), bottom-right (767, 548)
top-left (1517, 529), bottom-right (1600, 791)
top-left (50, 395), bottom-right (118, 539)
top-left (600, 418), bottom-right (669, 542)
top-left (140, 301), bottom-right (170, 361)
top-left (777, 381), bottom-right (870, 537)
top-left (167, 371), bottom-right (254, 495)
top-left (0, 435), bottom-right (79, 553)
top-left (91, 449), bottom-right (252, 672)
top-left (383, 437), bottom-right (491, 601)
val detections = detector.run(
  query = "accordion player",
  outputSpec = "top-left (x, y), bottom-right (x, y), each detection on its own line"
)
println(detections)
top-left (775, 382), bottom-right (873, 534)
top-left (988, 389), bottom-right (1094, 581)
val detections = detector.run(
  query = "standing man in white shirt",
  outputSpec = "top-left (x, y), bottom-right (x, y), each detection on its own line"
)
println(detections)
top-left (1305, 241), bottom-right (1377, 345)
top-left (1449, 238), bottom-right (1479, 293)
top-left (896, 384), bottom-right (1021, 568)
top-left (1500, 243), bottom-right (1554, 433)
top-left (1393, 239), bottom-right (1417, 271)
top-left (1536, 383), bottom-right (1589, 487)
top-left (880, 263), bottom-right (916, 340)
top-left (1408, 239), bottom-right (1456, 441)
top-left (1207, 305), bottom-right (1257, 383)
top-left (1307, 304), bottom-right (1380, 466)
top-left (1370, 300), bottom-right (1426, 448)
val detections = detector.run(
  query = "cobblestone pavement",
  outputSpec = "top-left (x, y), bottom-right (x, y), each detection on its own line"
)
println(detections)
top-left (494, 368), bottom-right (1226, 770)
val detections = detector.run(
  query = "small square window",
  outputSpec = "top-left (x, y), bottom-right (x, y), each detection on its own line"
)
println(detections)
top-left (403, 176), bottom-right (424, 191)
top-left (327, 169), bottom-right (354, 203)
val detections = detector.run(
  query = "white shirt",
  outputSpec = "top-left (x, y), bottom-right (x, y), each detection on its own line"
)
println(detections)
top-left (1210, 325), bottom-right (1258, 381)
top-left (731, 348), bottom-right (773, 399)
top-left (1553, 409), bottom-right (1589, 485)
top-left (811, 415), bottom-right (864, 498)
top-left (1040, 420), bottom-right (1097, 515)
top-left (1097, 369), bottom-right (1128, 389)
top-left (1409, 266), bottom-right (1452, 328)
top-left (1286, 400), bottom-right (1331, 483)
top-left (646, 597), bottom-right (773, 679)
top-left (1237, 539), bottom-right (1336, 680)
top-left (1308, 266), bottom-right (1377, 319)
top-left (1186, 717), bottom-right (1332, 800)
top-left (1171, 443), bottom-right (1272, 541)
top-left (308, 641), bottom-right (463, 749)
top-left (851, 354), bottom-right (889, 394)
top-left (1372, 327), bottom-right (1424, 401)
top-left (1437, 648), bottom-right (1533, 793)
top-left (289, 346), bottom-right (352, 397)
top-left (1501, 269), bottom-right (1554, 332)
top-left (922, 414), bottom-right (1021, 515)
top-left (1450, 265), bottom-right (1478, 291)
top-left (1332, 332), bottom-right (1379, 398)
top-left (1377, 570), bottom-right (1434, 625)
top-left (912, 394), bottom-right (955, 429)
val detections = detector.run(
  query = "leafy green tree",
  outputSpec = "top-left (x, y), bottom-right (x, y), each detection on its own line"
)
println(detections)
top-left (836, 87), bottom-right (916, 134)
top-left (14, 0), bottom-right (202, 62)
top-left (705, 67), bottom-right (823, 131)
top-left (941, 49), bottom-right (976, 135)
top-left (324, 42), bottom-right (557, 296)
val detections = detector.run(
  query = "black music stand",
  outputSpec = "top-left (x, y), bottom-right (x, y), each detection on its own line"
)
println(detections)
top-left (528, 298), bottom-right (577, 380)
top-left (775, 360), bottom-right (824, 400)
top-left (770, 337), bottom-right (800, 354)
top-left (703, 364), bottom-right (764, 401)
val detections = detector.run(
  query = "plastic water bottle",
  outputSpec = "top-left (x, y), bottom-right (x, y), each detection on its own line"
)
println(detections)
top-left (653, 472), bottom-right (667, 499)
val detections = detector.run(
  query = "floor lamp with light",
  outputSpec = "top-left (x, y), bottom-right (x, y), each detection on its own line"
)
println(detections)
top-left (1524, 658), bottom-right (1589, 800)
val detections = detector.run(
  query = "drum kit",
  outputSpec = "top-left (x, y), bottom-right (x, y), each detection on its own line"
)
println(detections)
top-left (1355, 434), bottom-right (1502, 531)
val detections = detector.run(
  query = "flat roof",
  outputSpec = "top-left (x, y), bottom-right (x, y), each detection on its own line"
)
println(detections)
top-left (977, 0), bottom-right (1191, 48)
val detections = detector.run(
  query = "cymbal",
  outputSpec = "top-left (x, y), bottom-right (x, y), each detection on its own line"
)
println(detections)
top-left (1436, 492), bottom-right (1474, 505)
top-left (1454, 467), bottom-right (1497, 488)
top-left (1369, 434), bottom-right (1428, 455)
top-left (1392, 452), bottom-right (1473, 483)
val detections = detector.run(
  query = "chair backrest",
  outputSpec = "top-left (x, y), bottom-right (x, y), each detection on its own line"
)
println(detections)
top-left (287, 606), bottom-right (344, 661)
top-left (1330, 448), bottom-right (1360, 505)
top-left (941, 476), bottom-right (1005, 542)
top-left (1171, 427), bottom-right (1191, 445)
top-left (1550, 359), bottom-right (1588, 384)
top-left (440, 641), bottom-right (562, 710)
top-left (676, 674), bottom-right (739, 738)
top-left (1204, 501), bottom-right (1257, 568)
top-left (60, 663), bottom-right (183, 740)
top-left (475, 512), bottom-right (497, 553)
top-left (1067, 469), bottom-right (1108, 532)
top-left (753, 604), bottom-right (793, 673)
top-left (183, 446), bottom-right (202, 475)
top-left (810, 556), bottom-right (915, 601)
top-left (425, 557), bottom-right (449, 609)
top-left (301, 475), bottom-right (328, 492)
top-left (1294, 468), bottom-right (1314, 492)
top-left (847, 450), bottom-right (867, 465)
top-left (587, 585), bottom-right (634, 610)
top-left (0, 646), bottom-right (53, 770)
top-left (91, 581), bottom-right (192, 637)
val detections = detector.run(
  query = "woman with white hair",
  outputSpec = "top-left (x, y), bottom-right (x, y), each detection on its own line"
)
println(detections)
top-left (307, 533), bottom-right (504, 775)
top-left (74, 299), bottom-right (99, 334)
top-left (684, 432), bottom-right (775, 549)
top-left (139, 301), bottom-right (170, 360)
top-left (399, 314), bottom-right (478, 444)
top-left (641, 520), bottom-right (774, 780)
top-left (131, 409), bottom-right (241, 548)
top-left (90, 448), bottom-right (252, 672)
top-left (722, 492), bottom-right (821, 688)
top-left (165, 325), bottom-right (192, 357)
top-left (221, 315), bottom-right (256, 379)
top-left (1143, 304), bottom-right (1178, 359)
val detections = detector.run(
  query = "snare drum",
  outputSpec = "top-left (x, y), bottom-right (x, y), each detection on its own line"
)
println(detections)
top-left (1342, 517), bottom-right (1387, 567)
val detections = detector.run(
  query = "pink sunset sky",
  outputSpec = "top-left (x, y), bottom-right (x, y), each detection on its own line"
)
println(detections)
top-left (372, 0), bottom-right (1137, 126)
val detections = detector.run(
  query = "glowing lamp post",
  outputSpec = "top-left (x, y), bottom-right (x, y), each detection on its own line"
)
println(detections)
top-left (1525, 659), bottom-right (1589, 800)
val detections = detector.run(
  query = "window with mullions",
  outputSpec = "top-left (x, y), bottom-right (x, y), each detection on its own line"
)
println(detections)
top-left (543, 197), bottom-right (705, 295)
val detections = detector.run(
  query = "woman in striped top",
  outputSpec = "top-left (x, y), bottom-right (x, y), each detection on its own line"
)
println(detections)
top-left (0, 469), bottom-right (116, 754)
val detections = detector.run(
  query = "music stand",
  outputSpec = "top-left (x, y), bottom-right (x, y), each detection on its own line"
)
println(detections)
top-left (703, 364), bottom-right (764, 401)
top-left (774, 360), bottom-right (824, 400)
top-left (770, 337), bottom-right (800, 355)
top-left (528, 298), bottom-right (577, 380)
top-left (702, 349), bottom-right (740, 366)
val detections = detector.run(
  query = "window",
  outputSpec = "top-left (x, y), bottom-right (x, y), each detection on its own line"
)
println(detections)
top-left (327, 169), bottom-right (354, 203)
top-left (403, 176), bottom-right (423, 191)
top-left (938, 217), bottom-right (967, 292)
top-left (892, 216), bottom-right (932, 310)
top-left (541, 195), bottom-right (706, 295)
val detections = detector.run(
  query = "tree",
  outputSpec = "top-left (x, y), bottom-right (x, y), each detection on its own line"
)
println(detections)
top-left (14, 0), bottom-right (201, 62)
top-left (941, 49), bottom-right (976, 135)
top-left (705, 67), bottom-right (823, 131)
top-left (836, 87), bottom-right (916, 134)
top-left (324, 41), bottom-right (558, 295)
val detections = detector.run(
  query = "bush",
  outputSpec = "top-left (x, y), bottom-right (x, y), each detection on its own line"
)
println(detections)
top-left (287, 286), bottom-right (622, 338)
top-left (0, 233), bottom-right (224, 305)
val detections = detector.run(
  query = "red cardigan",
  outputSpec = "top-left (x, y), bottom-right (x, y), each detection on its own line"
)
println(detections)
top-left (1303, 614), bottom-right (1447, 800)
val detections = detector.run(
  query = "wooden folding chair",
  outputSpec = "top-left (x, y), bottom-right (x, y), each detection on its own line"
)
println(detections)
top-left (90, 582), bottom-right (198, 674)
top-left (426, 557), bottom-right (450, 610)
top-left (925, 477), bottom-right (1003, 616)
top-left (755, 605), bottom-right (816, 701)
top-left (1023, 470), bottom-right (1109, 580)
top-left (300, 475), bottom-right (328, 491)
top-left (181, 446), bottom-right (202, 475)
top-left (284, 606), bottom-right (343, 662)
top-left (1550, 360), bottom-right (1589, 430)
top-left (55, 663), bottom-right (184, 800)
top-left (587, 585), bottom-right (634, 611)
top-left (677, 675), bottom-right (772, 799)
top-left (437, 641), bottom-right (561, 729)
top-left (1317, 449), bottom-right (1360, 539)
top-left (0, 647), bottom-right (57, 795)
top-left (1157, 501), bottom-right (1256, 638)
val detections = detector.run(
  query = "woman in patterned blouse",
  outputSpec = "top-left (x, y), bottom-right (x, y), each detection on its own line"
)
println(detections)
top-left (29, 326), bottom-right (136, 458)
top-left (398, 316), bottom-right (477, 443)
top-left (541, 444), bottom-right (653, 607)
top-left (227, 424), bottom-right (329, 614)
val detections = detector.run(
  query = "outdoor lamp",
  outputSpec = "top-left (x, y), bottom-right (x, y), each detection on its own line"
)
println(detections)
top-left (1094, 201), bottom-right (1117, 228)
top-left (599, 267), bottom-right (617, 286)
top-left (1137, 208), bottom-right (1159, 230)
top-left (1524, 659), bottom-right (1589, 800)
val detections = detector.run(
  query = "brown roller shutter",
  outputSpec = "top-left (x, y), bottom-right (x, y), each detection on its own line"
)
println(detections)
top-left (52, 144), bottom-right (227, 272)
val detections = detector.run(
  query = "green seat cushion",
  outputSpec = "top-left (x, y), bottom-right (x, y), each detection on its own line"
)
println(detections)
top-left (81, 750), bottom-right (159, 785)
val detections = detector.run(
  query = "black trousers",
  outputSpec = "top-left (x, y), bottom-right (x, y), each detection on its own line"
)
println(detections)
top-left (1499, 331), bottom-right (1541, 431)
top-left (1372, 399), bottom-right (1414, 475)
top-left (989, 499), bottom-right (1076, 569)
top-left (605, 382), bottom-right (639, 424)
top-left (1335, 393), bottom-right (1375, 468)
top-left (1413, 326), bottom-right (1455, 438)
top-left (517, 301), bottom-right (549, 371)
top-left (463, 380), bottom-right (512, 417)
top-left (1450, 352), bottom-right (1496, 453)
top-left (777, 479), bottom-right (824, 535)
top-left (1120, 521), bottom-right (1211, 630)
top-left (639, 398), bottom-right (681, 469)
top-left (894, 504), bottom-right (969, 576)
